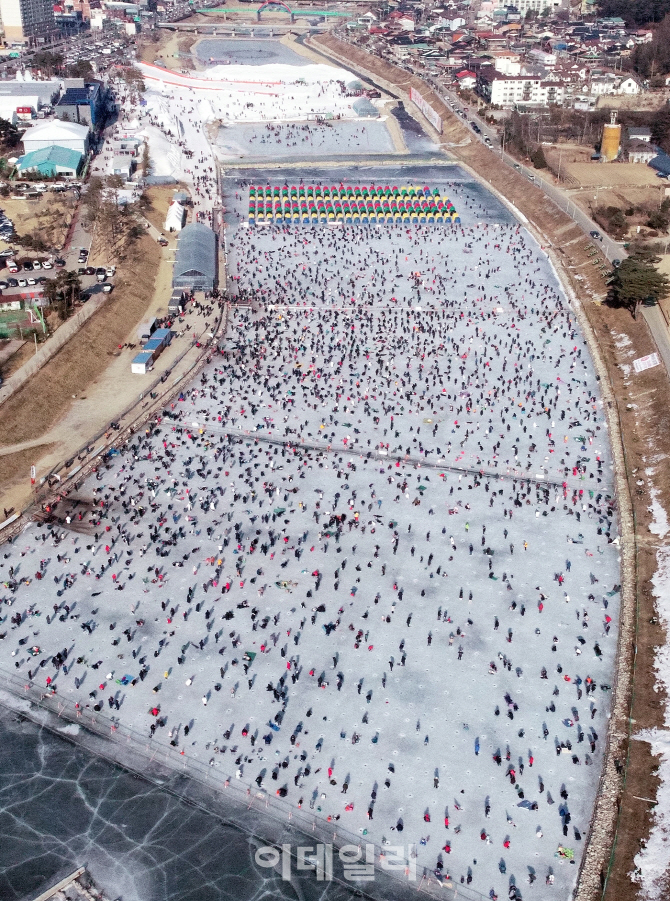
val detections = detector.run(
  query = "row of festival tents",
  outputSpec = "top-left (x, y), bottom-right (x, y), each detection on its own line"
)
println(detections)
top-left (248, 184), bottom-right (460, 224)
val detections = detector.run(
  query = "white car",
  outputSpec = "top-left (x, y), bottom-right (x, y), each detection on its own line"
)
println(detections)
top-left (106, 266), bottom-right (116, 277)
top-left (27, 277), bottom-right (36, 285)
top-left (18, 278), bottom-right (27, 287)
top-left (33, 260), bottom-right (41, 269)
top-left (42, 261), bottom-right (53, 269)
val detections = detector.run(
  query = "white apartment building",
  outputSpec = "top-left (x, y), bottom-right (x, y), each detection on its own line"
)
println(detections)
top-left (494, 57), bottom-right (522, 76)
top-left (478, 72), bottom-right (564, 107)
top-left (0, 0), bottom-right (57, 44)
top-left (496, 0), bottom-right (567, 13)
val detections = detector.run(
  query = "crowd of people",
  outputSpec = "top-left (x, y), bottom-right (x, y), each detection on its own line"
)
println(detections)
top-left (0, 181), bottom-right (621, 900)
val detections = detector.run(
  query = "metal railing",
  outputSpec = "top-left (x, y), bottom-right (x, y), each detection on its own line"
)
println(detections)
top-left (0, 665), bottom-right (490, 901)
top-left (0, 304), bottom-right (227, 546)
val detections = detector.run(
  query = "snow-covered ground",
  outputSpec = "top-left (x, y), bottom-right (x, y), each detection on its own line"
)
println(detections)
top-left (132, 58), bottom-right (400, 209)
top-left (139, 62), bottom-right (377, 124)
top-left (128, 87), bottom-right (219, 221)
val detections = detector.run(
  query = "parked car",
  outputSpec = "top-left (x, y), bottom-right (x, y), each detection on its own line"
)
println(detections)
top-left (32, 260), bottom-right (41, 270)
top-left (54, 257), bottom-right (66, 267)
top-left (7, 277), bottom-right (18, 287)
top-left (42, 260), bottom-right (52, 269)
top-left (22, 261), bottom-right (33, 271)
top-left (590, 230), bottom-right (602, 240)
top-left (18, 278), bottom-right (27, 287)
top-left (84, 266), bottom-right (95, 275)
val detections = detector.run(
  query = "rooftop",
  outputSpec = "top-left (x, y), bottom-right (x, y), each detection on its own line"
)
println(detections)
top-left (56, 82), bottom-right (102, 107)
top-left (16, 145), bottom-right (83, 172)
top-left (173, 222), bottom-right (216, 288)
top-left (23, 119), bottom-right (89, 140)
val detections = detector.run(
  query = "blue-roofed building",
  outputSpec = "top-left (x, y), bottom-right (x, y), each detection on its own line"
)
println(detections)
top-left (15, 145), bottom-right (83, 178)
top-left (55, 80), bottom-right (104, 127)
top-left (649, 151), bottom-right (670, 177)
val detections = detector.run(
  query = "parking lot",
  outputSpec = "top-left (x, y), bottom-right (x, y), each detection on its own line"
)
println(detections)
top-left (0, 251), bottom-right (116, 304)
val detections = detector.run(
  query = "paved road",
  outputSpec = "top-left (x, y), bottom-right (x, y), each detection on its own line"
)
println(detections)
top-left (137, 213), bottom-right (168, 244)
top-left (429, 83), bottom-right (624, 256)
top-left (642, 304), bottom-right (670, 372)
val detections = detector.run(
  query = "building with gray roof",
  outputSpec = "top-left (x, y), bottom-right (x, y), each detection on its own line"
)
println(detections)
top-left (172, 222), bottom-right (217, 291)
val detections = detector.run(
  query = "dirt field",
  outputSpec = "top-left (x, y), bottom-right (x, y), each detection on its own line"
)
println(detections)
top-left (562, 162), bottom-right (660, 188)
top-left (308, 33), bottom-right (670, 901)
top-left (530, 145), bottom-right (666, 241)
top-left (1, 338), bottom-right (41, 380)
top-left (598, 92), bottom-right (670, 111)
top-left (0, 192), bottom-right (76, 253)
top-left (143, 183), bottom-right (189, 233)
top-left (583, 301), bottom-right (670, 901)
top-left (539, 144), bottom-right (665, 232)
top-left (140, 29), bottom-right (182, 70)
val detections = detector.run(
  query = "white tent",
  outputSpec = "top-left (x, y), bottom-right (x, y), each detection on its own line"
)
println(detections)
top-left (21, 120), bottom-right (89, 156)
top-left (164, 201), bottom-right (185, 233)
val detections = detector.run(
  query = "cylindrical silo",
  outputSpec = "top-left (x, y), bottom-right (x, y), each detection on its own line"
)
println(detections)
top-left (601, 111), bottom-right (621, 162)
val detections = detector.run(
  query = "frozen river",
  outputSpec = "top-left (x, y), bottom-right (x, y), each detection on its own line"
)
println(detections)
top-left (217, 120), bottom-right (397, 162)
top-left (194, 39), bottom-right (312, 68)
top-left (0, 164), bottom-right (621, 901)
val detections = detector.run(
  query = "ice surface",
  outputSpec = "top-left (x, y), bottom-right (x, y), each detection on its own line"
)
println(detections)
top-left (0, 172), bottom-right (621, 901)
top-left (194, 38), bottom-right (313, 68)
top-left (0, 708), bottom-right (376, 901)
top-left (217, 120), bottom-right (395, 161)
